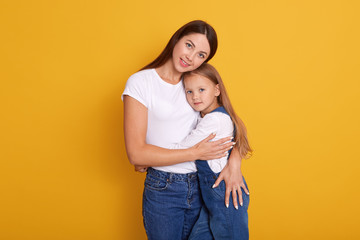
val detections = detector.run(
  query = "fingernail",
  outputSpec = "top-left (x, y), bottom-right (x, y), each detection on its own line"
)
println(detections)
top-left (232, 142), bottom-right (236, 145)
top-left (240, 202), bottom-right (243, 207)
top-left (212, 132), bottom-right (216, 135)
top-left (230, 146), bottom-right (233, 149)
top-left (226, 204), bottom-right (229, 208)
top-left (212, 184), bottom-right (216, 188)
top-left (247, 192), bottom-right (250, 195)
top-left (230, 137), bottom-right (234, 139)
top-left (235, 205), bottom-right (238, 210)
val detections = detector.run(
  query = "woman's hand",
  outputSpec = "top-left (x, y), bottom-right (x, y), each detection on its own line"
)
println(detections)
top-left (134, 165), bottom-right (148, 173)
top-left (212, 150), bottom-right (249, 209)
top-left (192, 133), bottom-right (235, 160)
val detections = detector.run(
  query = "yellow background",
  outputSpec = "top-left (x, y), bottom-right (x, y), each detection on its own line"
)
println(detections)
top-left (1, 0), bottom-right (359, 239)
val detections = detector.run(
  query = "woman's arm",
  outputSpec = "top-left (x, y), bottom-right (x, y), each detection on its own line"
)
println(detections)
top-left (123, 96), bottom-right (233, 166)
top-left (213, 149), bottom-right (250, 209)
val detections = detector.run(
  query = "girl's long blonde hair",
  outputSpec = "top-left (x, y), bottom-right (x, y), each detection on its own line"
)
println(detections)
top-left (183, 63), bottom-right (252, 159)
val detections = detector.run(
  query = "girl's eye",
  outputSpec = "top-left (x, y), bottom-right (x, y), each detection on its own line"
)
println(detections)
top-left (199, 88), bottom-right (205, 92)
top-left (186, 90), bottom-right (192, 94)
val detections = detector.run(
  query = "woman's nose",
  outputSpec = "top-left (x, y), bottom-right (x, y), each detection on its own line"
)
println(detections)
top-left (186, 52), bottom-right (195, 62)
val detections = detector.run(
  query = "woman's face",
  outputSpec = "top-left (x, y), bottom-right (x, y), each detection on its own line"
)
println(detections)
top-left (172, 33), bottom-right (211, 73)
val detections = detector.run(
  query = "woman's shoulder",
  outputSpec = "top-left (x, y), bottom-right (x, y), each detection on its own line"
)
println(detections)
top-left (129, 68), bottom-right (155, 80)
top-left (125, 69), bottom-right (156, 87)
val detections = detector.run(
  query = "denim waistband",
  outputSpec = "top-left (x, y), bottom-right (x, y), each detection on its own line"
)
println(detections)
top-left (195, 160), bottom-right (217, 176)
top-left (147, 167), bottom-right (198, 182)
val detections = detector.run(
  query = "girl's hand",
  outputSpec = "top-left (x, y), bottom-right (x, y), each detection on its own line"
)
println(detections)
top-left (192, 134), bottom-right (235, 160)
top-left (213, 153), bottom-right (249, 209)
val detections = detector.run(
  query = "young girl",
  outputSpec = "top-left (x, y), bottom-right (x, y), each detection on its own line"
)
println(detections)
top-left (169, 63), bottom-right (252, 240)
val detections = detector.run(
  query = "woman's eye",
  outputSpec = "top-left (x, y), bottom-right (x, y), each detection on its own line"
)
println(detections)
top-left (186, 43), bottom-right (192, 48)
top-left (198, 53), bottom-right (205, 58)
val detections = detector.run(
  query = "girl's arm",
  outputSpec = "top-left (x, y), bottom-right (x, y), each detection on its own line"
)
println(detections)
top-left (168, 113), bottom-right (232, 150)
top-left (213, 149), bottom-right (250, 209)
top-left (123, 96), bottom-right (233, 166)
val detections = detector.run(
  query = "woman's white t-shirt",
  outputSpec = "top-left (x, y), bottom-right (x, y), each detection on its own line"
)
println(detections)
top-left (122, 69), bottom-right (198, 174)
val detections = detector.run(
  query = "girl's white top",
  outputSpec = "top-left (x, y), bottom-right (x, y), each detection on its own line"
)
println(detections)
top-left (122, 69), bottom-right (198, 174)
top-left (169, 111), bottom-right (234, 173)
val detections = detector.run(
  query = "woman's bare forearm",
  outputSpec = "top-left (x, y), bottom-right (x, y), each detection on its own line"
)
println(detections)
top-left (228, 148), bottom-right (242, 167)
top-left (125, 142), bottom-right (197, 166)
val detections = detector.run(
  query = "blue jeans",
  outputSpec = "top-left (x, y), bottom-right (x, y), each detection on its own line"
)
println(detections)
top-left (142, 167), bottom-right (203, 240)
top-left (188, 160), bottom-right (250, 240)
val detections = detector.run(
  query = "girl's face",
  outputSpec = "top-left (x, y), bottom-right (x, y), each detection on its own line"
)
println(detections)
top-left (184, 74), bottom-right (220, 116)
top-left (172, 33), bottom-right (211, 73)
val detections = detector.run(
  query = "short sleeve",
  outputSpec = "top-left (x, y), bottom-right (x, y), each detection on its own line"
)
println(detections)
top-left (121, 73), bottom-right (149, 108)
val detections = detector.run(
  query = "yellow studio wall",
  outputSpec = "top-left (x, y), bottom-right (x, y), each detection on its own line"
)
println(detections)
top-left (1, 0), bottom-right (359, 239)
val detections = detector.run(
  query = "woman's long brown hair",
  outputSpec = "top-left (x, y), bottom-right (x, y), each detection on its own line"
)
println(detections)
top-left (141, 20), bottom-right (218, 70)
top-left (183, 63), bottom-right (253, 159)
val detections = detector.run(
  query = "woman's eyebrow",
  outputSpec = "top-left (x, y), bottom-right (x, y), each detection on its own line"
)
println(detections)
top-left (187, 40), bottom-right (196, 48)
top-left (187, 40), bottom-right (208, 55)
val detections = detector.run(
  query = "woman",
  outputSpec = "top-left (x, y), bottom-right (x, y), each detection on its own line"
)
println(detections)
top-left (122, 20), bottom-right (248, 240)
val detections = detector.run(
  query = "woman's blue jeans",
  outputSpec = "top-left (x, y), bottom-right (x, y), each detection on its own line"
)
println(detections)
top-left (142, 167), bottom-right (202, 240)
top-left (188, 160), bottom-right (250, 240)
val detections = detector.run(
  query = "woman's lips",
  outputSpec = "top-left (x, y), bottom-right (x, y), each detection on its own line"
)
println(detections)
top-left (180, 58), bottom-right (190, 67)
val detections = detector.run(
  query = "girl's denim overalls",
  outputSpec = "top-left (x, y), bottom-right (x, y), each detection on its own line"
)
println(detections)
top-left (189, 107), bottom-right (250, 240)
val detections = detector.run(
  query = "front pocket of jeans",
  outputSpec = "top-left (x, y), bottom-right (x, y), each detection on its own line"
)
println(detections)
top-left (144, 174), bottom-right (168, 191)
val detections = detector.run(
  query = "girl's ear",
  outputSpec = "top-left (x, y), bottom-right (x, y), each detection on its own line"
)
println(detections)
top-left (215, 84), bottom-right (220, 96)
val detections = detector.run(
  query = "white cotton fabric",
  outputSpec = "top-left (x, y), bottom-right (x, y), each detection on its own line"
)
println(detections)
top-left (169, 112), bottom-right (234, 173)
top-left (122, 69), bottom-right (199, 174)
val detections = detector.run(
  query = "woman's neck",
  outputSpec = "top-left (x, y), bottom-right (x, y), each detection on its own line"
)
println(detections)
top-left (155, 59), bottom-right (182, 85)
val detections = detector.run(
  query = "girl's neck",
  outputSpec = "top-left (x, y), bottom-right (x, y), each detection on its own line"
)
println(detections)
top-left (200, 102), bottom-right (221, 118)
top-left (155, 59), bottom-right (182, 85)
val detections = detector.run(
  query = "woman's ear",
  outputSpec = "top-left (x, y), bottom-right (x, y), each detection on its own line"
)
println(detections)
top-left (215, 84), bottom-right (220, 96)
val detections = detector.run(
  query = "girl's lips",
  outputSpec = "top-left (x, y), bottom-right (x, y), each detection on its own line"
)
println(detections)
top-left (179, 58), bottom-right (190, 67)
